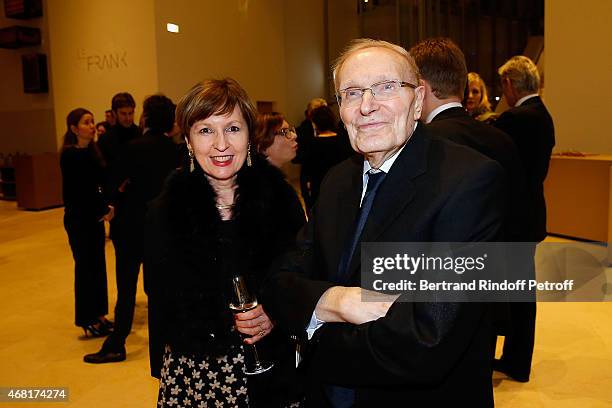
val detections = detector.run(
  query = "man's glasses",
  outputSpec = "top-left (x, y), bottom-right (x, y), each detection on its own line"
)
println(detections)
top-left (274, 126), bottom-right (296, 139)
top-left (336, 79), bottom-right (417, 107)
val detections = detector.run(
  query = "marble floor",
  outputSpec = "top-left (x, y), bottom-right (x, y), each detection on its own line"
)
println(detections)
top-left (0, 200), bottom-right (610, 407)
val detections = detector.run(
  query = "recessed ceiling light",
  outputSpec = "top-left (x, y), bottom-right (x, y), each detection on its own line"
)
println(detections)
top-left (167, 23), bottom-right (179, 33)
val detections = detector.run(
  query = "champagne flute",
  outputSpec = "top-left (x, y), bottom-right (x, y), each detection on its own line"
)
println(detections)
top-left (229, 275), bottom-right (274, 375)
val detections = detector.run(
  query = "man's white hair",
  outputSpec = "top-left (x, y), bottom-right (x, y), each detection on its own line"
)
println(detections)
top-left (331, 38), bottom-right (421, 91)
top-left (498, 55), bottom-right (540, 94)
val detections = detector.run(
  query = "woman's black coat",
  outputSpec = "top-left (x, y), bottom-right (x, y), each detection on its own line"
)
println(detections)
top-left (144, 156), bottom-right (305, 386)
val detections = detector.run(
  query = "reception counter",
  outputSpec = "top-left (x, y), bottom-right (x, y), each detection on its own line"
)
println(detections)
top-left (544, 154), bottom-right (612, 243)
top-left (15, 152), bottom-right (63, 210)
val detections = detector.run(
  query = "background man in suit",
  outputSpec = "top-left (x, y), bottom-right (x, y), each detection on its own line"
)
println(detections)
top-left (104, 109), bottom-right (116, 127)
top-left (263, 39), bottom-right (504, 407)
top-left (294, 97), bottom-right (328, 211)
top-left (84, 95), bottom-right (179, 363)
top-left (98, 93), bottom-right (141, 167)
top-left (410, 37), bottom-right (533, 383)
top-left (410, 37), bottom-right (529, 241)
top-left (491, 55), bottom-right (555, 382)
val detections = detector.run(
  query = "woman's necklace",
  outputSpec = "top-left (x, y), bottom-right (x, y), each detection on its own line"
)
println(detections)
top-left (215, 203), bottom-right (235, 211)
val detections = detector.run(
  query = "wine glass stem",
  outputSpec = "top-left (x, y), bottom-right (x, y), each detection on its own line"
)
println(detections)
top-left (250, 344), bottom-right (262, 366)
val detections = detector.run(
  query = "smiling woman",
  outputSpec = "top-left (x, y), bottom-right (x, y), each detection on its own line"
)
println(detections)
top-left (146, 78), bottom-right (306, 407)
top-left (189, 105), bottom-right (249, 185)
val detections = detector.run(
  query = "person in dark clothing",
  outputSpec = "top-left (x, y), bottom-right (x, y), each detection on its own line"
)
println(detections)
top-left (411, 39), bottom-right (536, 389)
top-left (95, 121), bottom-right (109, 138)
top-left (105, 109), bottom-right (116, 127)
top-left (254, 111), bottom-right (299, 169)
top-left (98, 93), bottom-right (141, 167)
top-left (60, 108), bottom-right (114, 338)
top-left (464, 72), bottom-right (498, 123)
top-left (293, 98), bottom-right (327, 210)
top-left (84, 95), bottom-right (180, 364)
top-left (97, 93), bottom-right (141, 244)
top-left (300, 105), bottom-right (353, 211)
top-left (264, 39), bottom-right (502, 408)
top-left (410, 37), bottom-right (529, 242)
top-left (146, 78), bottom-right (306, 407)
top-left (492, 55), bottom-right (555, 383)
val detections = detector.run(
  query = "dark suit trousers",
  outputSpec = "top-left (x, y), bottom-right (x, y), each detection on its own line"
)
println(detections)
top-left (64, 214), bottom-right (109, 327)
top-left (499, 245), bottom-right (537, 377)
top-left (104, 217), bottom-right (144, 350)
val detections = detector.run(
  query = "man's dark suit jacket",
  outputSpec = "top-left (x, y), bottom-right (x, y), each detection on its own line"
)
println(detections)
top-left (426, 106), bottom-right (529, 241)
top-left (494, 96), bottom-right (555, 242)
top-left (265, 124), bottom-right (504, 407)
top-left (98, 123), bottom-right (141, 168)
top-left (109, 130), bottom-right (179, 247)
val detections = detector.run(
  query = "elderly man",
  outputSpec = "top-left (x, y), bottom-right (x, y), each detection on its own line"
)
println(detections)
top-left (492, 56), bottom-right (555, 382)
top-left (495, 56), bottom-right (555, 243)
top-left (264, 39), bottom-right (503, 407)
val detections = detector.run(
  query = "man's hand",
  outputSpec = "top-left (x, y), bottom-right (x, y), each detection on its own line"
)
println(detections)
top-left (234, 304), bottom-right (275, 345)
top-left (315, 286), bottom-right (398, 325)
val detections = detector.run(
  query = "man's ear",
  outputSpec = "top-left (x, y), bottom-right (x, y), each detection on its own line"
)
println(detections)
top-left (413, 85), bottom-right (426, 120)
top-left (502, 76), bottom-right (513, 90)
top-left (420, 79), bottom-right (432, 95)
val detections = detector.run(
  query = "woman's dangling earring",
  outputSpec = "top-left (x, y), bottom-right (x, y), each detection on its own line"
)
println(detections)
top-left (187, 144), bottom-right (195, 173)
top-left (246, 141), bottom-right (252, 167)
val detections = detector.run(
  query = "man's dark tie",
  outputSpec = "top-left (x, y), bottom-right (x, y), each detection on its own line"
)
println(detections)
top-left (327, 170), bottom-right (386, 408)
top-left (335, 170), bottom-right (387, 285)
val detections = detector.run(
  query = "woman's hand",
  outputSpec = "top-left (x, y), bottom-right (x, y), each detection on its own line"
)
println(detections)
top-left (233, 304), bottom-right (274, 345)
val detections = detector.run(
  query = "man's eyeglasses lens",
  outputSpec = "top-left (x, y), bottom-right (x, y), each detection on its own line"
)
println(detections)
top-left (338, 80), bottom-right (416, 107)
top-left (275, 127), bottom-right (296, 138)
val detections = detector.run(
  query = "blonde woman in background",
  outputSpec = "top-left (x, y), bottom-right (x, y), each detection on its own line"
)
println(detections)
top-left (465, 72), bottom-right (498, 123)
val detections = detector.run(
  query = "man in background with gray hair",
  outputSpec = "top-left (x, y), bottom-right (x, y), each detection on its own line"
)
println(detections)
top-left (494, 55), bottom-right (555, 382)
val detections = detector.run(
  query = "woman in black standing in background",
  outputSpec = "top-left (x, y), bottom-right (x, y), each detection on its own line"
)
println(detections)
top-left (60, 108), bottom-right (114, 337)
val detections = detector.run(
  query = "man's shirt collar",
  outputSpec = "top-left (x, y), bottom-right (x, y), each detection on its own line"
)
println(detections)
top-left (425, 102), bottom-right (463, 123)
top-left (515, 93), bottom-right (539, 107)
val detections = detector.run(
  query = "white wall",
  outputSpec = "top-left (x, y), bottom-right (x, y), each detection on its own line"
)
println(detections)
top-left (283, 0), bottom-right (326, 125)
top-left (1, 0), bottom-right (328, 153)
top-left (154, 0), bottom-right (325, 127)
top-left (326, 0), bottom-right (360, 96)
top-left (154, 0), bottom-right (287, 114)
top-left (47, 0), bottom-right (158, 147)
top-left (545, 0), bottom-right (612, 154)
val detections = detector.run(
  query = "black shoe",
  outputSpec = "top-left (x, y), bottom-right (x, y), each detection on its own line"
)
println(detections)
top-left (493, 359), bottom-right (530, 382)
top-left (83, 347), bottom-right (126, 364)
top-left (80, 322), bottom-right (112, 338)
top-left (100, 318), bottom-right (114, 331)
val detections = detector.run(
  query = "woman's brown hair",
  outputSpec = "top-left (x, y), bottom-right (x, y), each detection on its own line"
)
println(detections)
top-left (254, 112), bottom-right (284, 154)
top-left (175, 78), bottom-right (257, 142)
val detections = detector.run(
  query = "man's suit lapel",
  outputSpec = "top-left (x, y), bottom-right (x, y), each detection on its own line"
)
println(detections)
top-left (344, 125), bottom-right (429, 278)
top-left (333, 155), bottom-right (363, 272)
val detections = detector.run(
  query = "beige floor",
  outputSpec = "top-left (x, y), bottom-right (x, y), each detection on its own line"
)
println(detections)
top-left (0, 200), bottom-right (610, 407)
